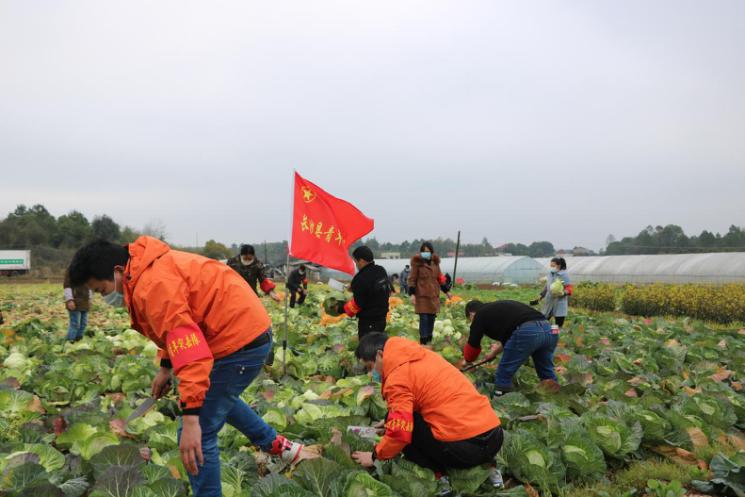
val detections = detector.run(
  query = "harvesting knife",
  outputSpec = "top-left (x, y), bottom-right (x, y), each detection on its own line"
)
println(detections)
top-left (462, 356), bottom-right (497, 372)
top-left (126, 397), bottom-right (157, 423)
top-left (126, 379), bottom-right (172, 423)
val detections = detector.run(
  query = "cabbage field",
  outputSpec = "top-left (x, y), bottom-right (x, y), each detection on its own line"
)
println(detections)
top-left (0, 283), bottom-right (744, 497)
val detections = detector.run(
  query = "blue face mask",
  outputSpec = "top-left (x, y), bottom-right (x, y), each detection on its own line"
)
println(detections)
top-left (549, 267), bottom-right (558, 274)
top-left (371, 369), bottom-right (382, 383)
top-left (103, 272), bottom-right (125, 308)
top-left (104, 291), bottom-right (124, 307)
top-left (420, 252), bottom-right (431, 260)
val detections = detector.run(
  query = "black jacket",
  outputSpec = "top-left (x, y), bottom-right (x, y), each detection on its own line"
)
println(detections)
top-left (226, 255), bottom-right (270, 295)
top-left (350, 263), bottom-right (391, 320)
top-left (287, 268), bottom-right (308, 291)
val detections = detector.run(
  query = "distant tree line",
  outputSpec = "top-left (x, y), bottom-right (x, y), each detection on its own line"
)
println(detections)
top-left (604, 224), bottom-right (745, 255)
top-left (6, 205), bottom-right (742, 276)
top-left (0, 204), bottom-right (146, 250)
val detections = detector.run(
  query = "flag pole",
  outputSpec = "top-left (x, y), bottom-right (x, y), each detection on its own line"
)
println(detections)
top-left (282, 250), bottom-right (290, 377)
top-left (283, 170), bottom-right (296, 378)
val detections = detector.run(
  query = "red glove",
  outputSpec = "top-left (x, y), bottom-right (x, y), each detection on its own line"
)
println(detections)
top-left (260, 279), bottom-right (276, 294)
top-left (343, 299), bottom-right (361, 317)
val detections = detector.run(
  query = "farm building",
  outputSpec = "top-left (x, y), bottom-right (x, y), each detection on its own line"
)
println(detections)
top-left (320, 256), bottom-right (544, 285)
top-left (534, 253), bottom-right (745, 284)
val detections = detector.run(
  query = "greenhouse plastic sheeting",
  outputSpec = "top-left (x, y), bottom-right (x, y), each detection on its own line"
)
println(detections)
top-left (320, 256), bottom-right (544, 285)
top-left (534, 253), bottom-right (745, 284)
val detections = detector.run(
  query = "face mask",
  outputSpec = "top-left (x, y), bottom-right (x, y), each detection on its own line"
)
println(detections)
top-left (420, 252), bottom-right (431, 260)
top-left (371, 353), bottom-right (383, 382)
top-left (103, 272), bottom-right (125, 308)
top-left (550, 267), bottom-right (558, 274)
top-left (241, 257), bottom-right (255, 265)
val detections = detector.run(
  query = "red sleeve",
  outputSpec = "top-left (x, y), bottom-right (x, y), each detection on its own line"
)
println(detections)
top-left (343, 299), bottom-right (360, 317)
top-left (259, 278), bottom-right (276, 294)
top-left (376, 367), bottom-right (415, 460)
top-left (437, 273), bottom-right (446, 285)
top-left (564, 284), bottom-right (573, 296)
top-left (463, 342), bottom-right (481, 362)
top-left (166, 324), bottom-right (213, 412)
top-left (141, 277), bottom-right (214, 414)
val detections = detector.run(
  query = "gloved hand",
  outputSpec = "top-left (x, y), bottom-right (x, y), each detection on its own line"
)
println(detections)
top-left (529, 299), bottom-right (540, 306)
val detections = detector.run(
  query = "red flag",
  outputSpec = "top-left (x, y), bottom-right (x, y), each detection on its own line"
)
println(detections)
top-left (289, 172), bottom-right (374, 275)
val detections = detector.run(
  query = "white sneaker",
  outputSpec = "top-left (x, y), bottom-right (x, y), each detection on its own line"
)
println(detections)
top-left (488, 468), bottom-right (504, 488)
top-left (436, 476), bottom-right (453, 497)
top-left (270, 435), bottom-right (303, 465)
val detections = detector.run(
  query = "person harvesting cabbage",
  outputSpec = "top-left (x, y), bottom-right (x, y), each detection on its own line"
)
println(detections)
top-left (68, 237), bottom-right (318, 497)
top-left (351, 333), bottom-right (503, 483)
top-left (459, 300), bottom-right (560, 397)
top-left (286, 264), bottom-right (309, 308)
top-left (225, 244), bottom-right (281, 302)
top-left (531, 257), bottom-right (572, 329)
top-left (331, 246), bottom-right (392, 338)
top-left (407, 242), bottom-right (452, 346)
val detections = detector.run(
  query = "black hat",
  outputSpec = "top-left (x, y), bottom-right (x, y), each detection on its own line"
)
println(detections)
top-left (352, 246), bottom-right (374, 262)
top-left (240, 244), bottom-right (255, 256)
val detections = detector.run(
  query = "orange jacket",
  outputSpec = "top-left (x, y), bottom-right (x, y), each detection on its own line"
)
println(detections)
top-left (122, 236), bottom-right (271, 413)
top-left (374, 337), bottom-right (500, 460)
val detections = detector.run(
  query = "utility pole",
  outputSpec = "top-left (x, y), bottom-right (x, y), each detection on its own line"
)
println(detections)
top-left (452, 230), bottom-right (461, 287)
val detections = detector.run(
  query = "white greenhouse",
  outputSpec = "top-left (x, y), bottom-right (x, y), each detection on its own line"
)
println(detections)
top-left (320, 256), bottom-right (544, 285)
top-left (534, 253), bottom-right (745, 284)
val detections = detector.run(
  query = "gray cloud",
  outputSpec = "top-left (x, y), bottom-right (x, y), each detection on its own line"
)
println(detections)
top-left (2, 0), bottom-right (743, 250)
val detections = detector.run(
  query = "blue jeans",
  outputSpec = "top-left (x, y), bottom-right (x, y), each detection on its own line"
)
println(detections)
top-left (494, 320), bottom-right (558, 390)
top-left (418, 313), bottom-right (436, 344)
top-left (180, 332), bottom-right (277, 497)
top-left (66, 310), bottom-right (88, 341)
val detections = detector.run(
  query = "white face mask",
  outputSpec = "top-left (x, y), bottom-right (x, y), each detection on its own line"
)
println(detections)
top-left (240, 256), bottom-right (255, 265)
top-left (103, 272), bottom-right (125, 308)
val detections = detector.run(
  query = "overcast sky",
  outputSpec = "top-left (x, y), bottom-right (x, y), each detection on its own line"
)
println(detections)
top-left (1, 1), bottom-right (743, 251)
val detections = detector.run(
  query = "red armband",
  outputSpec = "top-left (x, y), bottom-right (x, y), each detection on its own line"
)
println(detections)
top-left (303, 278), bottom-right (308, 285)
top-left (166, 323), bottom-right (213, 373)
top-left (343, 299), bottom-right (361, 317)
top-left (437, 273), bottom-right (446, 285)
top-left (384, 411), bottom-right (414, 443)
top-left (260, 278), bottom-right (276, 294)
top-left (564, 284), bottom-right (573, 296)
top-left (463, 342), bottom-right (481, 362)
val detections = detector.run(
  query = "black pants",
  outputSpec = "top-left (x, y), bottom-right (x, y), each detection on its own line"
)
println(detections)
top-left (402, 413), bottom-right (503, 473)
top-left (289, 289), bottom-right (306, 308)
top-left (418, 314), bottom-right (436, 345)
top-left (554, 316), bottom-right (565, 327)
top-left (358, 317), bottom-right (387, 339)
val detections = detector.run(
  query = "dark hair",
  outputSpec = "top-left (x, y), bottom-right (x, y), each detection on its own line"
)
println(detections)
top-left (404, 264), bottom-right (410, 269)
top-left (465, 300), bottom-right (484, 318)
top-left (298, 264), bottom-right (306, 270)
top-left (240, 244), bottom-right (255, 256)
top-left (352, 246), bottom-right (374, 263)
top-left (355, 332), bottom-right (389, 361)
top-left (392, 273), bottom-right (399, 279)
top-left (69, 240), bottom-right (130, 286)
top-left (550, 257), bottom-right (567, 270)
top-left (419, 241), bottom-right (434, 253)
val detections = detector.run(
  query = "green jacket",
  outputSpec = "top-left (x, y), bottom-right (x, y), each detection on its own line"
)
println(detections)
top-left (225, 255), bottom-right (275, 295)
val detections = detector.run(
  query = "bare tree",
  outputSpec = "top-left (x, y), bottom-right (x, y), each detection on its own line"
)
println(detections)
top-left (142, 219), bottom-right (168, 241)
